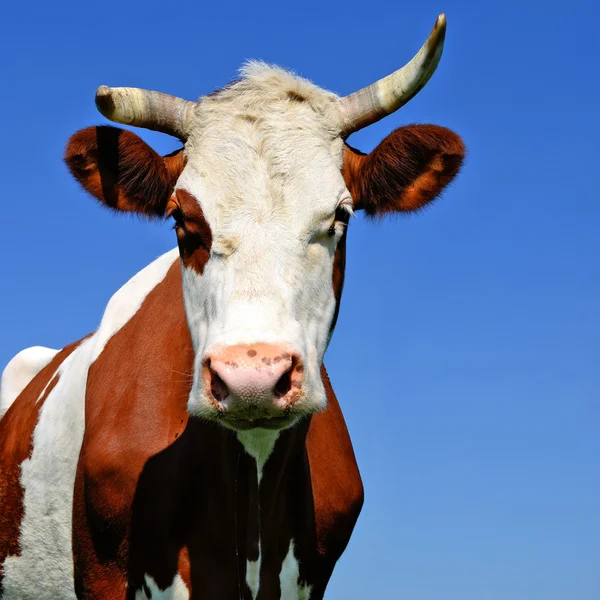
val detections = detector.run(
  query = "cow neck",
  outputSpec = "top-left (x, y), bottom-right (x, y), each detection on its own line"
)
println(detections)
top-left (233, 420), bottom-right (312, 572)
top-left (84, 259), bottom-right (315, 588)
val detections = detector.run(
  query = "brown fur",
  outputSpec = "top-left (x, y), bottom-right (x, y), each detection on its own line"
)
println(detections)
top-left (343, 124), bottom-right (465, 215)
top-left (167, 189), bottom-right (213, 275)
top-left (329, 227), bottom-right (347, 334)
top-left (64, 126), bottom-right (185, 217)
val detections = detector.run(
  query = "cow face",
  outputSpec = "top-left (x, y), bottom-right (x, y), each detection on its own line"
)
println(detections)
top-left (65, 60), bottom-right (464, 431)
top-left (170, 66), bottom-right (352, 429)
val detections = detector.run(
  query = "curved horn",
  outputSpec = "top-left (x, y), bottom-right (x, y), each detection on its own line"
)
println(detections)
top-left (338, 14), bottom-right (447, 135)
top-left (95, 86), bottom-right (195, 140)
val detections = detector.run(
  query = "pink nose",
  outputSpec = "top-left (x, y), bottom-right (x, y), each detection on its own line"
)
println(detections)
top-left (203, 344), bottom-right (304, 425)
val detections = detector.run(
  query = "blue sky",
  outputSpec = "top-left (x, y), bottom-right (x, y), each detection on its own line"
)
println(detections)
top-left (1, 0), bottom-right (598, 598)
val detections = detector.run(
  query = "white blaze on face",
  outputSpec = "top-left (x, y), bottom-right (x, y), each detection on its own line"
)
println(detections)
top-left (176, 63), bottom-right (351, 419)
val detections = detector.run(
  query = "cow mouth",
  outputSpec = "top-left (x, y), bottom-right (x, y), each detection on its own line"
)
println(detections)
top-left (221, 414), bottom-right (299, 431)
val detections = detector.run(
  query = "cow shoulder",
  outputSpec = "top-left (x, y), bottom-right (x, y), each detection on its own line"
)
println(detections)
top-left (74, 256), bottom-right (194, 595)
top-left (307, 366), bottom-right (364, 556)
top-left (79, 247), bottom-right (186, 493)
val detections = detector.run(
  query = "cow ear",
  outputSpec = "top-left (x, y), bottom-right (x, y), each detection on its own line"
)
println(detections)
top-left (64, 126), bottom-right (185, 218)
top-left (342, 124), bottom-right (465, 216)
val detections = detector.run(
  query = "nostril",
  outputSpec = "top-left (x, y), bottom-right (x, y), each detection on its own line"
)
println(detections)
top-left (274, 365), bottom-right (293, 399)
top-left (274, 355), bottom-right (301, 399)
top-left (207, 361), bottom-right (230, 402)
top-left (205, 348), bottom-right (303, 411)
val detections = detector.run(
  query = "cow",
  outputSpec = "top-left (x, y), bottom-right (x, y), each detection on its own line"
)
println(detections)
top-left (0, 14), bottom-right (465, 600)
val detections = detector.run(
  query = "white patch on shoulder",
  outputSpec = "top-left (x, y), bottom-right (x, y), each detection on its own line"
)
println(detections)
top-left (135, 574), bottom-right (190, 599)
top-left (246, 552), bottom-right (262, 599)
top-left (279, 539), bottom-right (312, 600)
top-left (1, 250), bottom-right (180, 599)
top-left (1, 335), bottom-right (95, 599)
top-left (0, 346), bottom-right (58, 416)
top-left (236, 429), bottom-right (279, 484)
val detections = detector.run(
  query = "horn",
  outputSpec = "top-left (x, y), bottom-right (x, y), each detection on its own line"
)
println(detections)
top-left (338, 14), bottom-right (447, 135)
top-left (95, 86), bottom-right (195, 140)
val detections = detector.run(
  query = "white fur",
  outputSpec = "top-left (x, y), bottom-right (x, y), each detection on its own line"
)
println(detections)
top-left (279, 539), bottom-right (312, 600)
top-left (237, 429), bottom-right (279, 484)
top-left (0, 346), bottom-right (58, 416)
top-left (246, 553), bottom-right (262, 600)
top-left (179, 65), bottom-right (348, 420)
top-left (134, 574), bottom-right (189, 600)
top-left (1, 251), bottom-right (178, 599)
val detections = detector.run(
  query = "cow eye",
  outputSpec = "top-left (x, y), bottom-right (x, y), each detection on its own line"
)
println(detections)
top-left (335, 205), bottom-right (351, 224)
top-left (170, 208), bottom-right (185, 230)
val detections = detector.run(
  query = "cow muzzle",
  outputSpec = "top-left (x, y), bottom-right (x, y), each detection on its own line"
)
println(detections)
top-left (202, 343), bottom-right (304, 430)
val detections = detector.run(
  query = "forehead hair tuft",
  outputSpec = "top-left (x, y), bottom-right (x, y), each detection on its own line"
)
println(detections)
top-left (190, 62), bottom-right (343, 138)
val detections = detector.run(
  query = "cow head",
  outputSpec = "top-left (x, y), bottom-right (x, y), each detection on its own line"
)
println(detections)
top-left (65, 15), bottom-right (464, 432)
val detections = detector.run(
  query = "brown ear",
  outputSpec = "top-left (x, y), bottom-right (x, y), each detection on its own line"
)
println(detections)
top-left (64, 126), bottom-right (185, 217)
top-left (342, 124), bottom-right (465, 216)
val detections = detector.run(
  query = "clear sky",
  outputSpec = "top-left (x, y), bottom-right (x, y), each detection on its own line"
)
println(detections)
top-left (1, 0), bottom-right (598, 598)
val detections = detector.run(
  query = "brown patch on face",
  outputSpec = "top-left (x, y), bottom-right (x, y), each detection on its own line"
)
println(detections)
top-left (329, 225), bottom-right (348, 335)
top-left (0, 337), bottom-right (85, 586)
top-left (170, 189), bottom-right (213, 275)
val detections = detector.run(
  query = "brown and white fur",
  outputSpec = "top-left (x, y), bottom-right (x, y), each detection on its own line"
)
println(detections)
top-left (0, 63), bottom-right (464, 599)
